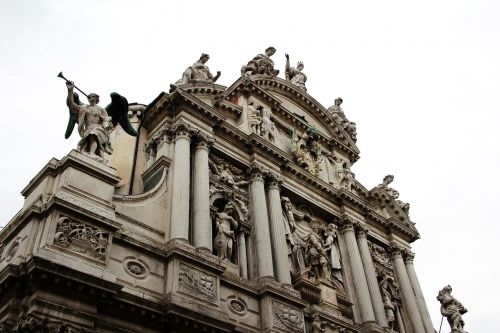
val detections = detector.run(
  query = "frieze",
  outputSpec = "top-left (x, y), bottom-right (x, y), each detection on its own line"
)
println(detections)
top-left (54, 191), bottom-right (115, 221)
top-left (53, 216), bottom-right (110, 261)
top-left (178, 262), bottom-right (217, 303)
top-left (272, 300), bottom-right (304, 333)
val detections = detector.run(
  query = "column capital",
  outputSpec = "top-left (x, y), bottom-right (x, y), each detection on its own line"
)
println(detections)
top-left (337, 214), bottom-right (355, 233)
top-left (355, 224), bottom-right (370, 238)
top-left (404, 250), bottom-right (415, 264)
top-left (170, 120), bottom-right (193, 141)
top-left (192, 131), bottom-right (214, 150)
top-left (248, 163), bottom-right (264, 182)
top-left (264, 171), bottom-right (283, 190)
top-left (389, 242), bottom-right (405, 259)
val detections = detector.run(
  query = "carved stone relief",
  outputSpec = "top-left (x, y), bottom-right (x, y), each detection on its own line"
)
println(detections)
top-left (5, 237), bottom-right (21, 262)
top-left (123, 258), bottom-right (149, 279)
top-left (178, 262), bottom-right (217, 303)
top-left (247, 101), bottom-right (278, 143)
top-left (53, 216), bottom-right (110, 261)
top-left (329, 155), bottom-right (355, 191)
top-left (226, 296), bottom-right (247, 316)
top-left (291, 126), bottom-right (324, 176)
top-left (272, 300), bottom-right (304, 333)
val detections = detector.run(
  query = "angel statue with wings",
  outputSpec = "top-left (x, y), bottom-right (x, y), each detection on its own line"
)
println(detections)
top-left (63, 76), bottom-right (137, 161)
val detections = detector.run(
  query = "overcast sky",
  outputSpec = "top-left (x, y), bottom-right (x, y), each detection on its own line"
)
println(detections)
top-left (1, 0), bottom-right (499, 331)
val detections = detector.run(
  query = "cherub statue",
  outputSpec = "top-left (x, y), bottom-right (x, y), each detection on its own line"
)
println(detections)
top-left (285, 54), bottom-right (307, 92)
top-left (175, 53), bottom-right (221, 85)
top-left (64, 80), bottom-right (136, 161)
top-left (437, 285), bottom-right (468, 333)
top-left (241, 46), bottom-right (279, 77)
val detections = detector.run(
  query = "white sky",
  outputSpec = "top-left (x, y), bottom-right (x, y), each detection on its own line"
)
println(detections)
top-left (1, 0), bottom-right (499, 331)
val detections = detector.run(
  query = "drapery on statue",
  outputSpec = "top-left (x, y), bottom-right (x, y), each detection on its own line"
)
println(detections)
top-left (291, 126), bottom-right (323, 176)
top-left (214, 202), bottom-right (239, 261)
top-left (379, 275), bottom-right (397, 330)
top-left (63, 76), bottom-right (136, 161)
top-left (437, 285), bottom-right (468, 333)
top-left (306, 225), bottom-right (330, 280)
top-left (175, 53), bottom-right (221, 85)
top-left (323, 224), bottom-right (342, 283)
top-left (327, 97), bottom-right (357, 142)
top-left (285, 54), bottom-right (307, 92)
top-left (241, 46), bottom-right (279, 77)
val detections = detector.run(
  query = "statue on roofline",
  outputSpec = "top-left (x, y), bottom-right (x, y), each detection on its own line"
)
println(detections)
top-left (59, 72), bottom-right (137, 162)
top-left (285, 54), bottom-right (307, 92)
top-left (241, 46), bottom-right (279, 77)
top-left (175, 53), bottom-right (221, 85)
top-left (437, 285), bottom-right (468, 333)
top-left (327, 97), bottom-right (357, 142)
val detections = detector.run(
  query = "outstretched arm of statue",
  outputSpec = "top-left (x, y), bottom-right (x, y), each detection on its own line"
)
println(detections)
top-left (285, 53), bottom-right (291, 81)
top-left (212, 71), bottom-right (221, 83)
top-left (66, 81), bottom-right (80, 113)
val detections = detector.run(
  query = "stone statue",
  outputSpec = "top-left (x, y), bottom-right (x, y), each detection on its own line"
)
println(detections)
top-left (311, 314), bottom-right (325, 333)
top-left (437, 285), bottom-right (468, 333)
top-left (327, 98), bottom-right (357, 142)
top-left (306, 226), bottom-right (330, 280)
top-left (291, 126), bottom-right (323, 176)
top-left (281, 197), bottom-right (306, 273)
top-left (285, 54), bottom-right (307, 92)
top-left (248, 102), bottom-right (262, 135)
top-left (378, 175), bottom-right (410, 214)
top-left (241, 46), bottom-right (279, 77)
top-left (323, 224), bottom-right (342, 283)
top-left (65, 81), bottom-right (136, 161)
top-left (260, 107), bottom-right (277, 142)
top-left (175, 53), bottom-right (221, 85)
top-left (214, 202), bottom-right (239, 261)
top-left (379, 275), bottom-right (397, 330)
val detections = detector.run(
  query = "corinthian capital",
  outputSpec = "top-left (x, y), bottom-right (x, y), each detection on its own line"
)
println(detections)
top-left (248, 163), bottom-right (264, 182)
top-left (265, 171), bottom-right (283, 190)
top-left (170, 120), bottom-right (192, 141)
top-left (192, 131), bottom-right (214, 150)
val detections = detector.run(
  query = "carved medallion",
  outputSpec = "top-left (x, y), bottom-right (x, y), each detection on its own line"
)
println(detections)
top-left (5, 238), bottom-right (20, 262)
top-left (124, 259), bottom-right (148, 279)
top-left (227, 296), bottom-right (247, 315)
top-left (178, 262), bottom-right (217, 303)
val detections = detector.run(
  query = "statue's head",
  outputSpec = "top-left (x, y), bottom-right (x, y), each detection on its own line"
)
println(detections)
top-left (297, 61), bottom-right (304, 71)
top-left (199, 53), bottom-right (210, 63)
top-left (265, 46), bottom-right (276, 56)
top-left (334, 97), bottom-right (343, 106)
top-left (87, 93), bottom-right (100, 105)
top-left (383, 175), bottom-right (394, 186)
top-left (223, 201), bottom-right (236, 213)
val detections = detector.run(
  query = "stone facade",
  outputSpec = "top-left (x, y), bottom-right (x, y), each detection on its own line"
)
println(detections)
top-left (0, 64), bottom-right (434, 332)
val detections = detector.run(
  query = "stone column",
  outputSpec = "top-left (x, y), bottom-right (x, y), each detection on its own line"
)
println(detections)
top-left (356, 226), bottom-right (388, 327)
top-left (169, 122), bottom-right (192, 241)
top-left (392, 246), bottom-right (425, 333)
top-left (339, 217), bottom-right (375, 323)
top-left (405, 252), bottom-right (434, 333)
top-left (192, 133), bottom-right (213, 251)
top-left (249, 164), bottom-right (274, 279)
top-left (238, 230), bottom-right (248, 278)
top-left (395, 305), bottom-right (407, 333)
top-left (265, 174), bottom-right (291, 285)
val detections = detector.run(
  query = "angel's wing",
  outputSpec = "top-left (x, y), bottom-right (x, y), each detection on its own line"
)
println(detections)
top-left (106, 92), bottom-right (138, 136)
top-left (64, 92), bottom-right (83, 139)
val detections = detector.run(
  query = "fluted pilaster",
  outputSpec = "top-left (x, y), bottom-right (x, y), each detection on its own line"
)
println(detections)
top-left (192, 132), bottom-right (213, 251)
top-left (169, 121), bottom-right (192, 241)
top-left (392, 246), bottom-right (425, 333)
top-left (265, 173), bottom-right (290, 284)
top-left (339, 216), bottom-right (375, 323)
top-left (238, 231), bottom-right (248, 278)
top-left (356, 226), bottom-right (388, 327)
top-left (249, 164), bottom-right (274, 279)
top-left (405, 252), bottom-right (434, 333)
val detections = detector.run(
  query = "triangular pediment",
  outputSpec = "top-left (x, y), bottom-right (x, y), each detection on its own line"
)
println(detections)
top-left (222, 76), bottom-right (360, 161)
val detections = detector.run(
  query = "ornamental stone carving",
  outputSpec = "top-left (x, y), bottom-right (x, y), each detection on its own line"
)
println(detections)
top-left (272, 300), bottom-right (304, 333)
top-left (327, 98), bottom-right (357, 142)
top-left (241, 46), bottom-right (279, 77)
top-left (178, 262), bottom-right (217, 303)
top-left (330, 156), bottom-right (355, 191)
top-left (247, 102), bottom-right (278, 143)
top-left (378, 175), bottom-right (410, 214)
top-left (379, 274), bottom-right (399, 330)
top-left (53, 216), bottom-right (110, 261)
top-left (209, 155), bottom-right (249, 192)
top-left (227, 296), bottom-right (247, 315)
top-left (12, 314), bottom-right (47, 333)
top-left (311, 314), bottom-right (325, 333)
top-left (175, 53), bottom-right (221, 85)
top-left (323, 224), bottom-right (343, 286)
top-left (285, 54), bottom-right (307, 92)
top-left (305, 225), bottom-right (330, 280)
top-left (437, 285), bottom-right (468, 333)
top-left (291, 126), bottom-right (324, 176)
top-left (5, 238), bottom-right (21, 262)
top-left (124, 259), bottom-right (148, 279)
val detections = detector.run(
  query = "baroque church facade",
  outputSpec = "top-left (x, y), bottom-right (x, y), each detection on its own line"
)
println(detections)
top-left (0, 49), bottom-right (434, 333)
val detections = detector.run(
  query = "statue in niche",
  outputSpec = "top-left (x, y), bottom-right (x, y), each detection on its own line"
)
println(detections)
top-left (378, 175), bottom-right (410, 214)
top-left (379, 274), bottom-right (399, 330)
top-left (311, 314), bottom-right (325, 333)
top-left (248, 102), bottom-right (262, 135)
top-left (63, 80), bottom-right (137, 162)
top-left (323, 224), bottom-right (343, 284)
top-left (214, 202), bottom-right (239, 261)
top-left (291, 126), bottom-right (324, 176)
top-left (175, 53), bottom-right (221, 85)
top-left (281, 197), bottom-right (306, 273)
top-left (327, 97), bottom-right (357, 142)
top-left (437, 285), bottom-right (468, 333)
top-left (285, 54), bottom-right (307, 92)
top-left (305, 225), bottom-right (330, 280)
top-left (241, 46), bottom-right (279, 77)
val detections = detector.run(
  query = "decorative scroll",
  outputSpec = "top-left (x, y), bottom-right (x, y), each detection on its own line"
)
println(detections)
top-left (53, 216), bottom-right (110, 261)
top-left (178, 262), bottom-right (217, 303)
